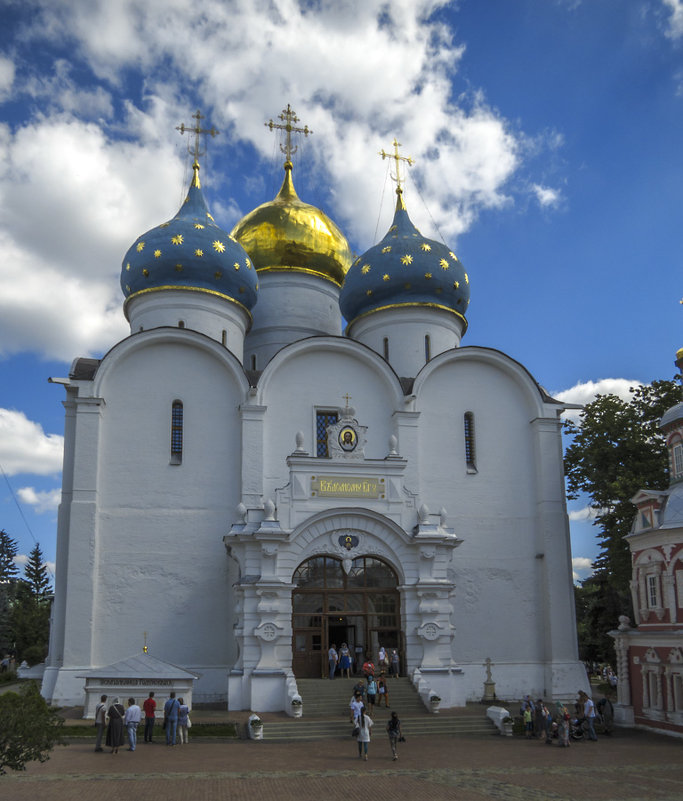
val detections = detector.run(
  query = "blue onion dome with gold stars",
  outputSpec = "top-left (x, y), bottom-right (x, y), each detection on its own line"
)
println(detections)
top-left (340, 188), bottom-right (470, 327)
top-left (230, 161), bottom-right (352, 286)
top-left (121, 161), bottom-right (258, 314)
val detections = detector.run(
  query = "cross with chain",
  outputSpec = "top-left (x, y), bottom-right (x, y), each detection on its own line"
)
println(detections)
top-left (379, 138), bottom-right (414, 192)
top-left (342, 393), bottom-right (352, 407)
top-left (176, 109), bottom-right (219, 162)
top-left (265, 104), bottom-right (312, 164)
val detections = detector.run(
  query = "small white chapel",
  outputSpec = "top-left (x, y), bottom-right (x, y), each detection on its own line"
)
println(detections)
top-left (41, 106), bottom-right (588, 713)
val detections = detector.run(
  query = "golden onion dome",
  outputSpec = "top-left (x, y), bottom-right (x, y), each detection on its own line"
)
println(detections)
top-left (230, 161), bottom-right (352, 286)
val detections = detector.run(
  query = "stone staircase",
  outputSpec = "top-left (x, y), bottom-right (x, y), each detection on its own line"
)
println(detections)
top-left (258, 677), bottom-right (497, 741)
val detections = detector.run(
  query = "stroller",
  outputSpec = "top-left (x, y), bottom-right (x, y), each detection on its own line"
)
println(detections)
top-left (569, 717), bottom-right (589, 741)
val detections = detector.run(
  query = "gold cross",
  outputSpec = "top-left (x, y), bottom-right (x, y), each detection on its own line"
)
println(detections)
top-left (343, 393), bottom-right (352, 406)
top-left (176, 110), bottom-right (219, 162)
top-left (379, 138), bottom-right (414, 192)
top-left (265, 104), bottom-right (312, 164)
top-left (143, 631), bottom-right (148, 654)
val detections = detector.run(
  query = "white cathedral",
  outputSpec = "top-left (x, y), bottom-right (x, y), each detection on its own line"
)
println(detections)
top-left (41, 110), bottom-right (587, 712)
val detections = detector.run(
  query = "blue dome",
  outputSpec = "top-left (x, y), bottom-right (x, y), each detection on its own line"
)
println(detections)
top-left (340, 191), bottom-right (470, 326)
top-left (121, 162), bottom-right (258, 313)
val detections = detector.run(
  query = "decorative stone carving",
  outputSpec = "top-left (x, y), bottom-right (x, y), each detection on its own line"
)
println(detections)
top-left (294, 431), bottom-right (306, 453)
top-left (236, 502), bottom-right (247, 523)
top-left (325, 402), bottom-right (367, 460)
top-left (418, 621), bottom-right (442, 641)
top-left (418, 503), bottom-right (429, 524)
top-left (264, 498), bottom-right (276, 521)
top-left (387, 434), bottom-right (399, 457)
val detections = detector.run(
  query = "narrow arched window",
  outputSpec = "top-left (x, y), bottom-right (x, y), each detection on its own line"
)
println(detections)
top-left (178, 320), bottom-right (185, 328)
top-left (425, 334), bottom-right (431, 363)
top-left (250, 354), bottom-right (257, 371)
top-left (464, 411), bottom-right (476, 473)
top-left (171, 400), bottom-right (183, 465)
top-left (383, 337), bottom-right (389, 361)
top-left (221, 330), bottom-right (227, 346)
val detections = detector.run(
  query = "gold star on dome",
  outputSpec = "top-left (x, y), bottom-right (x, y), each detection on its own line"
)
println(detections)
top-left (361, 264), bottom-right (371, 275)
top-left (453, 280), bottom-right (460, 289)
top-left (175, 264), bottom-right (183, 272)
top-left (401, 254), bottom-right (413, 265)
top-left (424, 272), bottom-right (432, 280)
top-left (159, 222), bottom-right (170, 228)
top-left (125, 284), bottom-right (130, 292)
top-left (213, 240), bottom-right (225, 253)
top-left (215, 270), bottom-right (223, 279)
top-left (171, 234), bottom-right (184, 245)
top-left (207, 213), bottom-right (215, 222)
top-left (389, 225), bottom-right (397, 233)
top-left (366, 289), bottom-right (373, 296)
top-left (440, 258), bottom-right (449, 270)
top-left (382, 246), bottom-right (392, 253)
top-left (194, 223), bottom-right (205, 230)
top-left (154, 249), bottom-right (161, 258)
top-left (136, 242), bottom-right (145, 252)
top-left (404, 283), bottom-right (411, 289)
top-left (195, 249), bottom-right (203, 257)
top-left (449, 251), bottom-right (458, 261)
top-left (125, 263), bottom-right (131, 271)
top-left (464, 272), bottom-right (469, 284)
top-left (421, 243), bottom-right (431, 252)
top-left (142, 268), bottom-right (149, 277)
top-left (383, 274), bottom-right (390, 281)
top-left (246, 259), bottom-right (252, 269)
top-left (233, 262), bottom-right (240, 270)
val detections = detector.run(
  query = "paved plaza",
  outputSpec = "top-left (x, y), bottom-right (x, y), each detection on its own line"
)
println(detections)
top-left (3, 726), bottom-right (683, 801)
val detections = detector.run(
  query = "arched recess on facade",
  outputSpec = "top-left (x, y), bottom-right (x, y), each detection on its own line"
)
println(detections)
top-left (285, 508), bottom-right (412, 679)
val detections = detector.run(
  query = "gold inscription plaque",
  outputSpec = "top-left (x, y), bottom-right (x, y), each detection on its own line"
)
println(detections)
top-left (310, 475), bottom-right (384, 499)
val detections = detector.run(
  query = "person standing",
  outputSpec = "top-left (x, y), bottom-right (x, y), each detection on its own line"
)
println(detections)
top-left (390, 649), bottom-right (400, 678)
top-left (124, 697), bottom-right (142, 751)
top-left (143, 691), bottom-right (156, 742)
top-left (177, 697), bottom-right (190, 744)
top-left (366, 675), bottom-right (377, 709)
top-left (328, 644), bottom-right (338, 680)
top-left (580, 690), bottom-right (598, 741)
top-left (386, 711), bottom-right (402, 761)
top-left (356, 707), bottom-right (373, 761)
top-left (164, 692), bottom-right (180, 746)
top-left (339, 643), bottom-right (352, 678)
top-left (378, 645), bottom-right (387, 670)
top-left (105, 697), bottom-right (125, 754)
top-left (377, 678), bottom-right (390, 707)
top-left (94, 694), bottom-right (107, 752)
top-left (349, 692), bottom-right (364, 724)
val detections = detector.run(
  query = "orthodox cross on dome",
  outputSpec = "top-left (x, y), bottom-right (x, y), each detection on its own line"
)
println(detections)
top-left (176, 110), bottom-right (219, 186)
top-left (143, 631), bottom-right (148, 654)
top-left (265, 104), bottom-right (312, 165)
top-left (342, 393), bottom-right (352, 407)
top-left (379, 138), bottom-right (414, 193)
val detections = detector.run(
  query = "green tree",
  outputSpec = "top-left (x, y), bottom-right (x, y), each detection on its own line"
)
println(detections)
top-left (0, 529), bottom-right (20, 656)
top-left (0, 682), bottom-right (65, 774)
top-left (10, 581), bottom-right (51, 665)
top-left (564, 378), bottom-right (682, 659)
top-left (24, 543), bottom-right (51, 597)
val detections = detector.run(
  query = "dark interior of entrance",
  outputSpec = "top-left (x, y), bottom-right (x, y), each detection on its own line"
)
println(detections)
top-left (292, 555), bottom-right (402, 678)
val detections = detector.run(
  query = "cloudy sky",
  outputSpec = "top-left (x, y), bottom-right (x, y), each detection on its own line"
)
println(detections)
top-left (1, 0), bottom-right (682, 584)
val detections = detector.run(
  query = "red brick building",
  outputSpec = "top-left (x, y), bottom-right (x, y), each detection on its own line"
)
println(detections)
top-left (611, 349), bottom-right (683, 736)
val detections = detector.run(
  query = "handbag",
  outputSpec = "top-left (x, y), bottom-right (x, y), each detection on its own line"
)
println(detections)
top-left (352, 726), bottom-right (360, 737)
top-left (187, 717), bottom-right (192, 729)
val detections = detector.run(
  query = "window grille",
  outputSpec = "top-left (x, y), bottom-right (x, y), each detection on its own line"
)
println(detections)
top-left (316, 410), bottom-right (338, 457)
top-left (674, 442), bottom-right (683, 478)
top-left (648, 574), bottom-right (658, 608)
top-left (425, 334), bottom-right (431, 362)
top-left (464, 411), bottom-right (476, 471)
top-left (171, 400), bottom-right (183, 464)
top-left (383, 337), bottom-right (389, 361)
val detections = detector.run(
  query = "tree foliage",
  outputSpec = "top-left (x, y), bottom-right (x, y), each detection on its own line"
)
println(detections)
top-left (24, 543), bottom-right (51, 597)
top-left (11, 581), bottom-right (51, 665)
top-left (564, 378), bottom-right (682, 660)
top-left (0, 682), bottom-right (65, 774)
top-left (0, 529), bottom-right (20, 656)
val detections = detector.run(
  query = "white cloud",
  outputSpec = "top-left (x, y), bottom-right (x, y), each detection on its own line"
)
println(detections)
top-left (572, 556), bottom-right (594, 583)
top-left (0, 409), bottom-right (64, 476)
top-left (663, 0), bottom-right (683, 39)
top-left (555, 378), bottom-right (643, 423)
top-left (0, 56), bottom-right (15, 101)
top-left (14, 554), bottom-right (28, 567)
top-left (16, 487), bottom-right (61, 514)
top-left (531, 183), bottom-right (561, 208)
top-left (568, 505), bottom-right (610, 522)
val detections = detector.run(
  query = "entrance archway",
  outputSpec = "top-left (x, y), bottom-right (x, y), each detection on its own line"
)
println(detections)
top-left (291, 555), bottom-right (401, 679)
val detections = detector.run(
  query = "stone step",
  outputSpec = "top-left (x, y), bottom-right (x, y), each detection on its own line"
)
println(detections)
top-left (260, 715), bottom-right (497, 741)
top-left (296, 677), bottom-right (427, 717)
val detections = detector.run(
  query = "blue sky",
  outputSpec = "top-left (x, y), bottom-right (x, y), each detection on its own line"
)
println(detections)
top-left (0, 0), bottom-right (682, 584)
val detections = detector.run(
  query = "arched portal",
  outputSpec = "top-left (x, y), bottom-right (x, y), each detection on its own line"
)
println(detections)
top-left (292, 555), bottom-right (401, 678)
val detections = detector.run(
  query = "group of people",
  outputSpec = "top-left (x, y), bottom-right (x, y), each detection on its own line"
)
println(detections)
top-left (94, 691), bottom-right (191, 753)
top-left (520, 690), bottom-right (613, 746)
top-left (349, 688), bottom-right (403, 760)
top-left (327, 643), bottom-right (400, 680)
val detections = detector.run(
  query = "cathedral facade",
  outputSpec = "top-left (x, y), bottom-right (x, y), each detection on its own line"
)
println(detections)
top-left (41, 120), bottom-right (587, 711)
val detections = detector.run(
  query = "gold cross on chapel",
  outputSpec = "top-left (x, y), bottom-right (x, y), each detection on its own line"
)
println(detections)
top-left (266, 104), bottom-right (312, 164)
top-left (380, 138), bottom-right (414, 192)
top-left (176, 109), bottom-right (219, 162)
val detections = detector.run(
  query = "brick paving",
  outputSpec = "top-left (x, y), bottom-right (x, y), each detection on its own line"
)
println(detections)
top-left (3, 726), bottom-right (683, 801)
